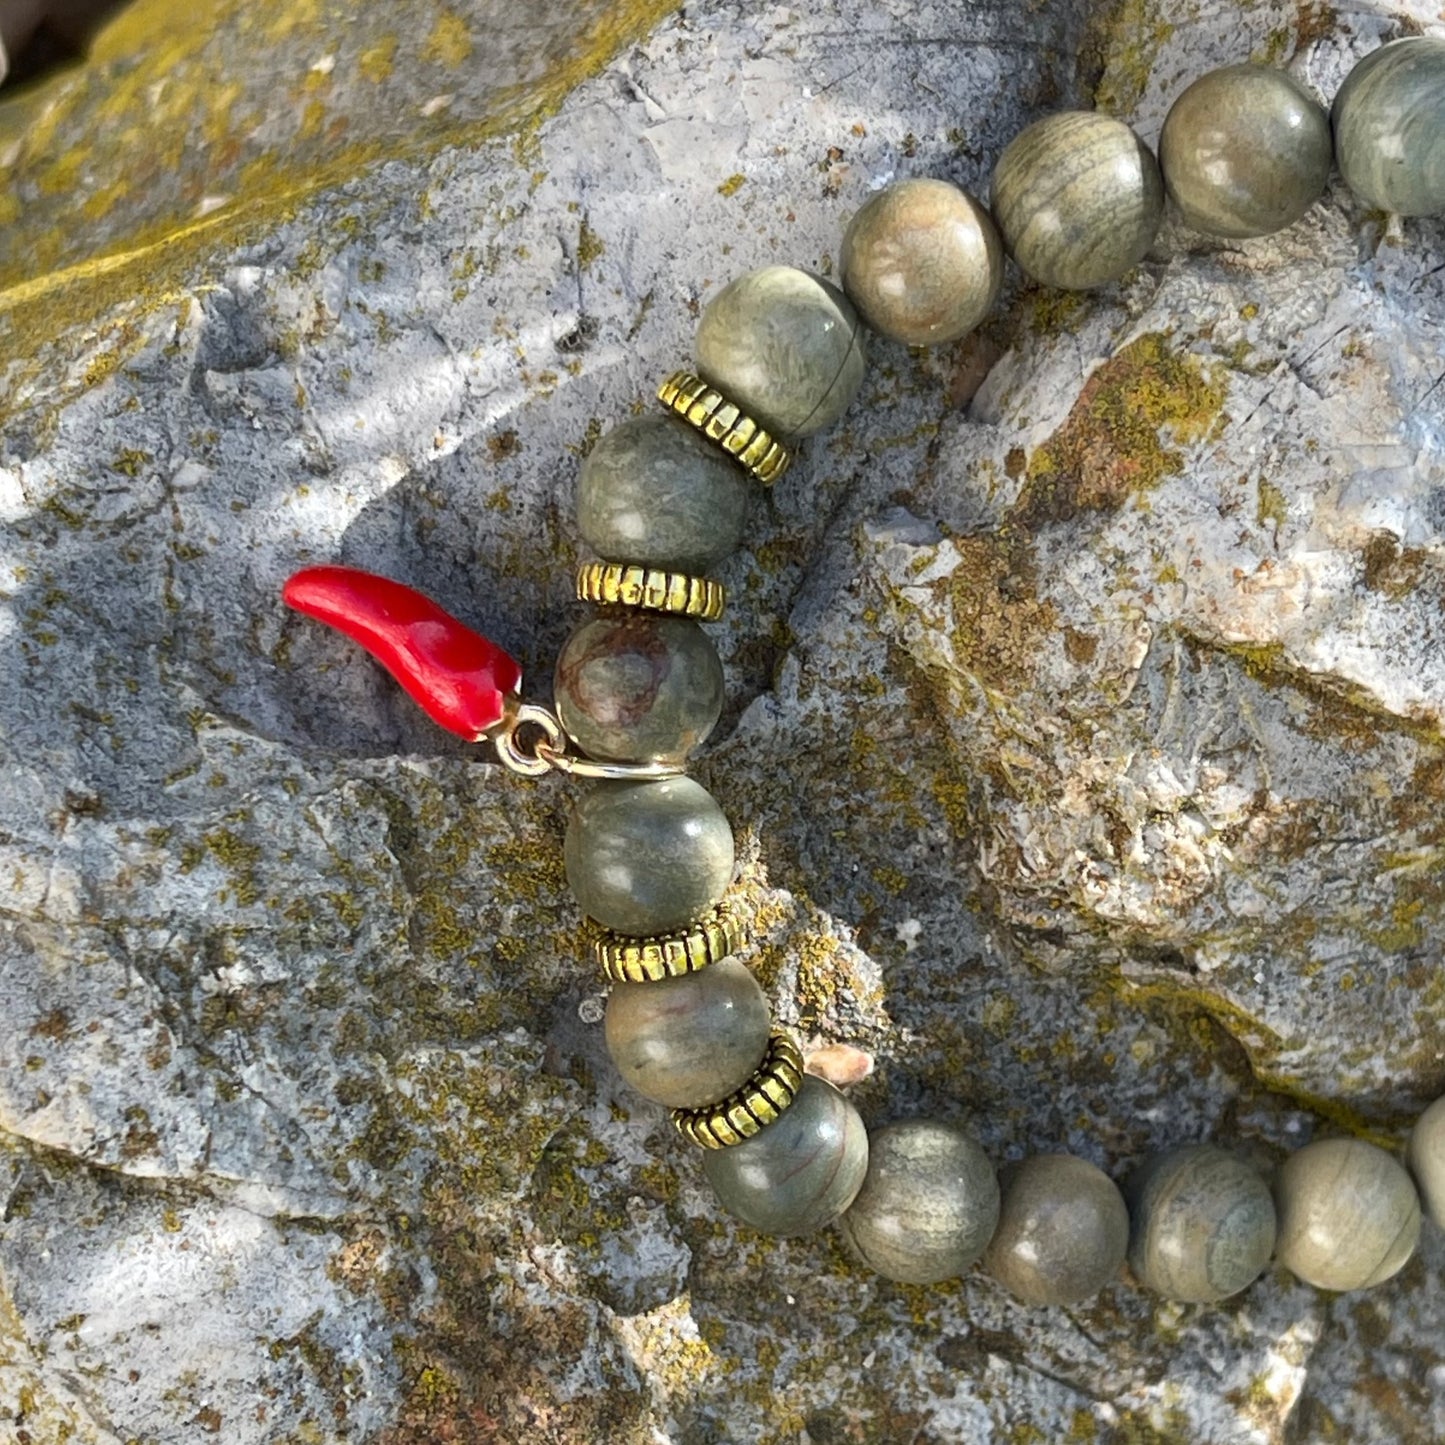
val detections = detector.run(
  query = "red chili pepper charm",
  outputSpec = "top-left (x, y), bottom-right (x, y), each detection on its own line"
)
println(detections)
top-left (282, 566), bottom-right (522, 740)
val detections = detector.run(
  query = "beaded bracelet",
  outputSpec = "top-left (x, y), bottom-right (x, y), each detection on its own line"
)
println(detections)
top-left (284, 37), bottom-right (1445, 1310)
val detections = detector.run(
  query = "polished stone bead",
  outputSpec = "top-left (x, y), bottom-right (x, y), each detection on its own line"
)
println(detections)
top-left (564, 776), bottom-right (734, 935)
top-left (1125, 1145), bottom-right (1276, 1303)
top-left (554, 613), bottom-right (724, 765)
top-left (1408, 1095), bottom-right (1445, 1229)
top-left (604, 959), bottom-right (771, 1109)
top-left (837, 1118), bottom-right (999, 1283)
top-left (1159, 64), bottom-right (1332, 238)
top-left (1275, 1137), bottom-right (1421, 1291)
top-left (990, 111), bottom-right (1164, 290)
top-left (840, 178), bottom-right (1004, 346)
top-left (576, 413), bottom-right (752, 572)
top-left (694, 265), bottom-right (866, 439)
top-left (1332, 37), bottom-right (1445, 217)
top-left (984, 1153), bottom-right (1130, 1305)
top-left (703, 1075), bottom-right (869, 1236)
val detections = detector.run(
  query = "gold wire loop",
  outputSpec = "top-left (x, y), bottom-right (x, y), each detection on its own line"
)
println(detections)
top-left (491, 702), bottom-right (563, 778)
top-left (490, 703), bottom-right (685, 781)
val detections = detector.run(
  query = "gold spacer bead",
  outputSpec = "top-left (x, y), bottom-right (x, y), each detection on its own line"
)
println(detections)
top-left (672, 1031), bottom-right (806, 1150)
top-left (657, 369), bottom-right (792, 485)
top-left (592, 895), bottom-right (752, 984)
top-left (575, 561), bottom-right (726, 622)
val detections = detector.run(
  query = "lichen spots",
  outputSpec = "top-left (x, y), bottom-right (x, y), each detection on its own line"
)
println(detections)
top-left (1088, 0), bottom-right (1176, 114)
top-left (1256, 477), bottom-right (1288, 534)
top-left (1013, 333), bottom-right (1227, 529)
top-left (422, 12), bottom-right (474, 68)
top-left (362, 1048), bottom-right (656, 1444)
top-left (1361, 531), bottom-right (1429, 601)
top-left (576, 215), bottom-right (606, 271)
top-left (358, 36), bottom-right (399, 83)
top-left (942, 535), bottom-right (1059, 696)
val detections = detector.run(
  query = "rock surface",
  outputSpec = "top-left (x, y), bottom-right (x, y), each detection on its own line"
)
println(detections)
top-left (2, 0), bottom-right (1444, 1441)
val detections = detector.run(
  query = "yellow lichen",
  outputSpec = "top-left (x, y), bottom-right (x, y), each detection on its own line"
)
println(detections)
top-left (358, 35), bottom-right (398, 83)
top-left (1090, 0), bottom-right (1175, 115)
top-left (422, 11), bottom-right (474, 68)
top-left (1014, 332), bottom-right (1228, 527)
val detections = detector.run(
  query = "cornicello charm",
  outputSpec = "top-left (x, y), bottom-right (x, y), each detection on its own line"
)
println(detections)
top-left (282, 566), bottom-right (522, 740)
top-left (282, 564), bottom-right (684, 781)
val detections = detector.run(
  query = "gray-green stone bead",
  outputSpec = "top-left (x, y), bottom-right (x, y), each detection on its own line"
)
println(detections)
top-left (703, 1076), bottom-right (868, 1237)
top-left (1275, 1137), bottom-right (1421, 1291)
top-left (1125, 1145), bottom-right (1276, 1303)
top-left (984, 1153), bottom-right (1130, 1305)
top-left (604, 959), bottom-right (770, 1109)
top-left (576, 413), bottom-right (752, 572)
top-left (990, 111), bottom-right (1164, 290)
top-left (1333, 37), bottom-right (1445, 217)
top-left (1159, 64), bottom-right (1331, 238)
top-left (564, 776), bottom-right (734, 935)
top-left (838, 1119), bottom-right (1000, 1284)
top-left (841, 178), bottom-right (1004, 346)
top-left (554, 613), bottom-right (723, 765)
top-left (1408, 1095), bottom-right (1445, 1229)
top-left (694, 265), bottom-right (866, 439)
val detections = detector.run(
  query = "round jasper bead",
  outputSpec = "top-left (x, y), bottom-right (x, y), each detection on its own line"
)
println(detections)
top-left (1125, 1145), bottom-right (1276, 1303)
top-left (990, 111), bottom-right (1164, 290)
top-left (1332, 37), bottom-right (1445, 217)
top-left (1274, 1137), bottom-right (1421, 1291)
top-left (840, 178), bottom-right (1004, 346)
top-left (1407, 1095), bottom-right (1445, 1229)
top-left (983, 1153), bottom-right (1130, 1306)
top-left (604, 958), bottom-right (771, 1109)
top-left (1159, 64), bottom-right (1332, 238)
top-left (564, 777), bottom-right (734, 935)
top-left (837, 1119), bottom-right (999, 1284)
top-left (576, 413), bottom-right (752, 572)
top-left (554, 613), bottom-right (724, 765)
top-left (694, 265), bottom-right (866, 439)
top-left (702, 1075), bottom-right (868, 1236)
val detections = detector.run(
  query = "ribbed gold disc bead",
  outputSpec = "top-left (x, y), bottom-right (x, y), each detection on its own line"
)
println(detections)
top-left (593, 895), bottom-right (751, 984)
top-left (575, 561), bottom-right (726, 621)
top-left (657, 370), bottom-right (792, 485)
top-left (673, 1031), bottom-right (806, 1149)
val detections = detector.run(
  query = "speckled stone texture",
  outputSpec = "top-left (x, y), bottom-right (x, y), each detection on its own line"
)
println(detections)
top-left (841, 177), bottom-right (1003, 345)
top-left (554, 612), bottom-right (724, 763)
top-left (1125, 1144), bottom-right (1278, 1303)
top-left (838, 1118), bottom-right (1000, 1284)
top-left (2, 0), bottom-right (1445, 1442)
top-left (1274, 1137), bottom-right (1422, 1290)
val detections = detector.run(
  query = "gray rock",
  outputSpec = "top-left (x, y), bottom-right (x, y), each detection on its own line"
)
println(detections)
top-left (1, 0), bottom-right (1444, 1441)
